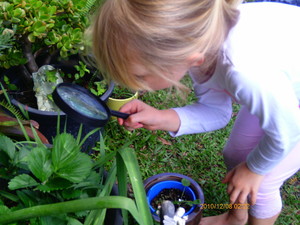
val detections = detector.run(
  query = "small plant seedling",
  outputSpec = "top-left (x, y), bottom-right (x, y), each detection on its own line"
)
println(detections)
top-left (181, 178), bottom-right (191, 187)
top-left (180, 178), bottom-right (191, 199)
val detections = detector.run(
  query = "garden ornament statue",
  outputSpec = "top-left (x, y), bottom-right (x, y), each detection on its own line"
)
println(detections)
top-left (160, 200), bottom-right (188, 225)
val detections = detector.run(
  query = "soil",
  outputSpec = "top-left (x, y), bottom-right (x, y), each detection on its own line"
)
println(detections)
top-left (151, 188), bottom-right (193, 213)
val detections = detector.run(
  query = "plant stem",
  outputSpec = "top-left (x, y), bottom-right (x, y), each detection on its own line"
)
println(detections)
top-left (22, 35), bottom-right (38, 73)
top-left (0, 196), bottom-right (139, 224)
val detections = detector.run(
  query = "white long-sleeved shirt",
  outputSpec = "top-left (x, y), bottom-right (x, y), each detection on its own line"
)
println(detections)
top-left (170, 2), bottom-right (300, 175)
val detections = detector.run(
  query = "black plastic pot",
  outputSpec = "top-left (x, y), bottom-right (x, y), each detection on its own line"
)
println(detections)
top-left (144, 173), bottom-right (204, 225)
top-left (1, 63), bottom-right (115, 152)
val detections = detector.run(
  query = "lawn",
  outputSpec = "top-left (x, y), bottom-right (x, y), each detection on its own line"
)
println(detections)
top-left (101, 75), bottom-right (300, 224)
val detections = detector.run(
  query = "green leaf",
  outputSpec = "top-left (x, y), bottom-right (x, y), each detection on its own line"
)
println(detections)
top-left (27, 146), bottom-right (53, 183)
top-left (8, 174), bottom-right (39, 190)
top-left (12, 8), bottom-right (25, 18)
top-left (181, 178), bottom-right (191, 187)
top-left (67, 217), bottom-right (83, 225)
top-left (32, 1), bottom-right (43, 9)
top-left (11, 17), bottom-right (21, 23)
top-left (71, 170), bottom-right (102, 190)
top-left (48, 6), bottom-right (57, 16)
top-left (0, 151), bottom-right (10, 167)
top-left (56, 152), bottom-right (92, 183)
top-left (118, 147), bottom-right (153, 225)
top-left (16, 190), bottom-right (39, 207)
top-left (0, 135), bottom-right (16, 160)
top-left (61, 189), bottom-right (82, 200)
top-left (14, 145), bottom-right (31, 170)
top-left (40, 215), bottom-right (68, 225)
top-left (0, 205), bottom-right (11, 216)
top-left (0, 190), bottom-right (19, 203)
top-left (37, 177), bottom-right (72, 192)
top-left (52, 133), bottom-right (80, 171)
top-left (28, 33), bottom-right (36, 42)
top-left (0, 196), bottom-right (140, 224)
top-left (32, 20), bottom-right (46, 34)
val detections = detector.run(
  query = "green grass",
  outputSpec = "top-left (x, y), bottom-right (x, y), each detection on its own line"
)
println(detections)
top-left (101, 75), bottom-right (300, 224)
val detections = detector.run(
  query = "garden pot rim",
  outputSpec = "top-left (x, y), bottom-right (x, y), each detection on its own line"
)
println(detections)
top-left (108, 90), bottom-right (138, 101)
top-left (146, 179), bottom-right (197, 216)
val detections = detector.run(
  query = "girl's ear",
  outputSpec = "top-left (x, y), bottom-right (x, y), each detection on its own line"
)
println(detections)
top-left (188, 53), bottom-right (205, 66)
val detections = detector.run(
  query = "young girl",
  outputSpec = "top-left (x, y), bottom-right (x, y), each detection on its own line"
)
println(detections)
top-left (91, 1), bottom-right (300, 224)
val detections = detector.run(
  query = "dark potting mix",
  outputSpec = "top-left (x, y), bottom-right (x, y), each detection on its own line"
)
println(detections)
top-left (151, 188), bottom-right (194, 213)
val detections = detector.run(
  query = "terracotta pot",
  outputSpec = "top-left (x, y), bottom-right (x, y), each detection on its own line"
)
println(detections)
top-left (144, 173), bottom-right (204, 225)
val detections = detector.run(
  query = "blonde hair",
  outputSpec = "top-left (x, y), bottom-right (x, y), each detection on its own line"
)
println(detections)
top-left (91, 0), bottom-right (242, 90)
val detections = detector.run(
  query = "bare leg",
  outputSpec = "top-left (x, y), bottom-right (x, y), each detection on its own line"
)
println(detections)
top-left (199, 207), bottom-right (248, 225)
top-left (248, 212), bottom-right (280, 225)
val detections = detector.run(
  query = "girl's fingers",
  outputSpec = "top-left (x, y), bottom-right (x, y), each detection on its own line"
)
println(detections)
top-left (249, 189), bottom-right (257, 205)
top-left (222, 169), bottom-right (234, 184)
top-left (237, 190), bottom-right (249, 204)
top-left (117, 118), bottom-right (124, 125)
top-left (227, 183), bottom-right (234, 195)
top-left (229, 189), bottom-right (240, 204)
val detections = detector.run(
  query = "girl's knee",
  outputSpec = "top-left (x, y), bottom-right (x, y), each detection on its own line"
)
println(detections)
top-left (249, 191), bottom-right (282, 219)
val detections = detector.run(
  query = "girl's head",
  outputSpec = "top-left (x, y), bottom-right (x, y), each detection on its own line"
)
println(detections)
top-left (91, 0), bottom-right (242, 91)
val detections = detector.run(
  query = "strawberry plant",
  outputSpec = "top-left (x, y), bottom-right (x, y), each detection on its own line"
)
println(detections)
top-left (0, 132), bottom-right (153, 225)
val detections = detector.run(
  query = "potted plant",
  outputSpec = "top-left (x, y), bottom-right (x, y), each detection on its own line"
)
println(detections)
top-left (0, 87), bottom-right (153, 224)
top-left (0, 123), bottom-right (153, 224)
top-left (0, 0), bottom-right (112, 150)
top-left (144, 173), bottom-right (204, 225)
top-left (107, 85), bottom-right (139, 113)
top-left (91, 81), bottom-right (138, 113)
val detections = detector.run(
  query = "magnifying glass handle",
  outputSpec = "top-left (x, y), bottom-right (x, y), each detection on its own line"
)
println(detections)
top-left (111, 110), bottom-right (130, 119)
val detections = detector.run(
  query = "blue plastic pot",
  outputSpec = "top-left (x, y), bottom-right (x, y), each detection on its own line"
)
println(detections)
top-left (144, 173), bottom-right (204, 225)
top-left (147, 180), bottom-right (197, 216)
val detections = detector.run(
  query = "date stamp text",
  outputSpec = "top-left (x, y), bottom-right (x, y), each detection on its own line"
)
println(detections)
top-left (200, 203), bottom-right (250, 210)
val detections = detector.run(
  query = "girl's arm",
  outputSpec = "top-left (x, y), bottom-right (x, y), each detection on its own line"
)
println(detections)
top-left (226, 68), bottom-right (300, 175)
top-left (118, 99), bottom-right (181, 132)
top-left (119, 79), bottom-right (233, 134)
top-left (169, 83), bottom-right (233, 137)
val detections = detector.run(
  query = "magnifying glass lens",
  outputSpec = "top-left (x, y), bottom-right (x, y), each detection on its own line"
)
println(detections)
top-left (57, 85), bottom-right (108, 120)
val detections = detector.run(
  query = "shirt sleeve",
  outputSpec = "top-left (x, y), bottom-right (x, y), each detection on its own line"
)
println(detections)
top-left (226, 68), bottom-right (300, 175)
top-left (169, 82), bottom-right (233, 137)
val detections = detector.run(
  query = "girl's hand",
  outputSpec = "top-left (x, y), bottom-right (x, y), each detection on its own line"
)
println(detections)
top-left (222, 162), bottom-right (264, 205)
top-left (118, 99), bottom-right (180, 132)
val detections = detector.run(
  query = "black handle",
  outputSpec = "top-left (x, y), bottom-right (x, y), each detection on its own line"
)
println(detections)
top-left (110, 110), bottom-right (130, 119)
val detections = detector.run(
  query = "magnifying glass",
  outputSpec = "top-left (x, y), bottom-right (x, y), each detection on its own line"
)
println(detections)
top-left (52, 83), bottom-right (130, 127)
